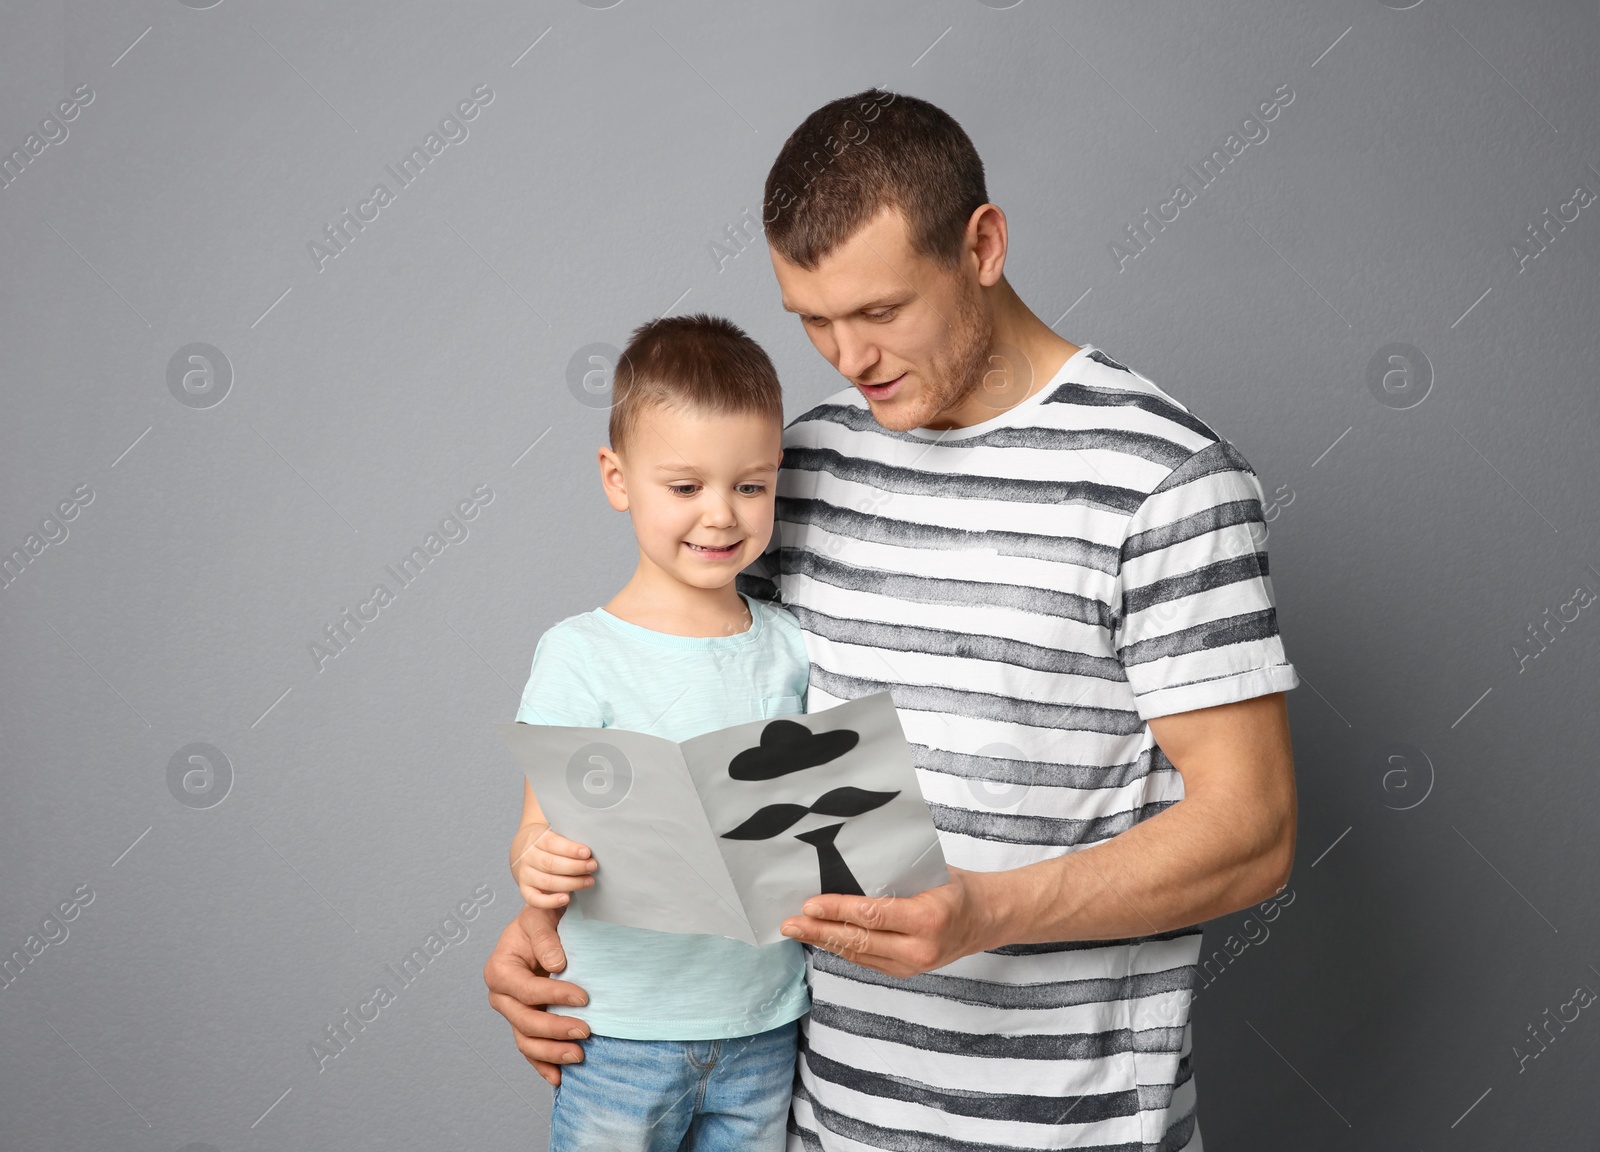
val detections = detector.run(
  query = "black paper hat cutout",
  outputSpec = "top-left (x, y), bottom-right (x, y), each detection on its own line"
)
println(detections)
top-left (727, 719), bottom-right (859, 781)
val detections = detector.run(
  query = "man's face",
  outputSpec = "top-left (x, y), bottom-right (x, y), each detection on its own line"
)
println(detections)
top-left (770, 205), bottom-right (993, 433)
top-left (599, 405), bottom-right (783, 592)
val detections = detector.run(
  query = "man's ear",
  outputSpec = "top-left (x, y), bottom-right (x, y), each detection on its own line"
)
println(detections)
top-left (968, 203), bottom-right (1008, 288)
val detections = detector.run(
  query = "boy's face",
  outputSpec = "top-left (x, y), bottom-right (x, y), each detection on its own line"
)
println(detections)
top-left (598, 404), bottom-right (783, 594)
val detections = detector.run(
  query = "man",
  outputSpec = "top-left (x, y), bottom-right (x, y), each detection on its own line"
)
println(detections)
top-left (487, 88), bottom-right (1298, 1150)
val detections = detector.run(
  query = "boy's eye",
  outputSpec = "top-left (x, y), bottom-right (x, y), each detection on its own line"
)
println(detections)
top-left (669, 484), bottom-right (766, 496)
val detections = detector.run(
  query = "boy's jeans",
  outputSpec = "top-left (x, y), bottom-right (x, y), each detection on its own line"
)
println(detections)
top-left (547, 1017), bottom-right (799, 1151)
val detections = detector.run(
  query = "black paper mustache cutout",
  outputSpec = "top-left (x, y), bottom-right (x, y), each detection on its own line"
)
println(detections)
top-left (727, 719), bottom-right (859, 781)
top-left (721, 786), bottom-right (899, 840)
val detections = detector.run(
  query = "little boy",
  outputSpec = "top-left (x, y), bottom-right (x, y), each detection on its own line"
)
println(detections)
top-left (509, 313), bottom-right (809, 1151)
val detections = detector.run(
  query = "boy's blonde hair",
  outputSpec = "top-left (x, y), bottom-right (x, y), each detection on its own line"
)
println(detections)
top-left (608, 313), bottom-right (783, 459)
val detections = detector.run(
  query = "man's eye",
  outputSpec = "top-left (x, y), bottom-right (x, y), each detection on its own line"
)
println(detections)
top-left (866, 308), bottom-right (896, 321)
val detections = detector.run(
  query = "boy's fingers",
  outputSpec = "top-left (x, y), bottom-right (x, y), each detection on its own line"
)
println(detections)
top-left (519, 862), bottom-right (594, 890)
top-left (530, 847), bottom-right (597, 877)
top-left (524, 870), bottom-right (595, 902)
top-left (518, 886), bottom-right (570, 910)
top-left (542, 876), bottom-right (591, 894)
top-left (530, 826), bottom-right (593, 860)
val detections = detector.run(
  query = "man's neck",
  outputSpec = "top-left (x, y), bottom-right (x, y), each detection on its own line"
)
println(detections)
top-left (989, 278), bottom-right (1079, 404)
top-left (920, 279), bottom-right (1080, 432)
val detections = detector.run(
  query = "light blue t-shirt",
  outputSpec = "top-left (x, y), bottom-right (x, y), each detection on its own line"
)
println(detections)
top-left (514, 590), bottom-right (812, 1041)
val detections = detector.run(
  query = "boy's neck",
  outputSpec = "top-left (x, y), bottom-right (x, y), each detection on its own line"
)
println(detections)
top-left (604, 571), bottom-right (753, 639)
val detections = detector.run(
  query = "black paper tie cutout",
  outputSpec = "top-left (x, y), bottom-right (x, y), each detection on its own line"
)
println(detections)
top-left (795, 824), bottom-right (863, 896)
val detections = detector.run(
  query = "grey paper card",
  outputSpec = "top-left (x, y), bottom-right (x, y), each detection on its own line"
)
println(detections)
top-left (494, 690), bottom-right (949, 946)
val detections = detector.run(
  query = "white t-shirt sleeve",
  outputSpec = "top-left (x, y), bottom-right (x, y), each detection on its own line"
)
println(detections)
top-left (1111, 438), bottom-right (1299, 721)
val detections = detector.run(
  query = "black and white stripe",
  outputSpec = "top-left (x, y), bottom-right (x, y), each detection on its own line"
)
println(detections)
top-left (738, 344), bottom-right (1298, 1150)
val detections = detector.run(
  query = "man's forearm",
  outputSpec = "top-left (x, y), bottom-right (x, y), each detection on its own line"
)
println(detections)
top-left (779, 697), bottom-right (1296, 977)
top-left (977, 788), bottom-right (1294, 949)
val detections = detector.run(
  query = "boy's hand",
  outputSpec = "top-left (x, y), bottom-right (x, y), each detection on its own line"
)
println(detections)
top-left (511, 822), bottom-right (598, 909)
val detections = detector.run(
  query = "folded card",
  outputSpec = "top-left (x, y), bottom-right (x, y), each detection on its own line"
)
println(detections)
top-left (494, 690), bottom-right (950, 946)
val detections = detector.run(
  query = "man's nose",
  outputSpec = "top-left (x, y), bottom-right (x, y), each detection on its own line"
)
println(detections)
top-left (834, 326), bottom-right (877, 381)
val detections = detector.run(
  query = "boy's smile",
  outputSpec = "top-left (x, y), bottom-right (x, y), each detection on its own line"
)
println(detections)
top-left (685, 540), bottom-right (743, 559)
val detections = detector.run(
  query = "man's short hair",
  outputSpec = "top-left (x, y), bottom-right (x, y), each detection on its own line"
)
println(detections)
top-left (763, 88), bottom-right (989, 272)
top-left (608, 313), bottom-right (783, 459)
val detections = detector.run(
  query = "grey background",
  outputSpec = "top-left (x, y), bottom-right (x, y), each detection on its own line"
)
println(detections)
top-left (2, 1), bottom-right (1596, 1148)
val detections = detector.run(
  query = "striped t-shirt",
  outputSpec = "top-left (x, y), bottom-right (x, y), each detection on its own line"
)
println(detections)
top-left (735, 342), bottom-right (1299, 1151)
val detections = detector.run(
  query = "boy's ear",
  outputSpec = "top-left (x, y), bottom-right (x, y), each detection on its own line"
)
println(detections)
top-left (597, 446), bottom-right (630, 512)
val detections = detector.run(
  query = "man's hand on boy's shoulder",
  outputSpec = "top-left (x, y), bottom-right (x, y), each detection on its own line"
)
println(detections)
top-left (484, 903), bottom-right (592, 1086)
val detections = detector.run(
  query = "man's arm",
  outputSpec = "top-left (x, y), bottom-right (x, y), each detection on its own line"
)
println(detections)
top-left (483, 903), bottom-right (592, 1086)
top-left (984, 689), bottom-right (1295, 944)
top-left (779, 691), bottom-right (1296, 976)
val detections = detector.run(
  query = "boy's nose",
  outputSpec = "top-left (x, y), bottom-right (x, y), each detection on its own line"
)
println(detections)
top-left (700, 495), bottom-right (738, 524)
